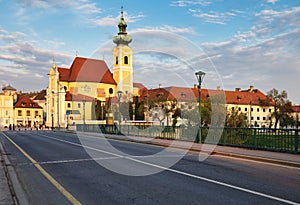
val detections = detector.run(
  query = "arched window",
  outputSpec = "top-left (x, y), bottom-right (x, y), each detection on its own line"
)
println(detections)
top-left (124, 56), bottom-right (128, 64)
top-left (116, 56), bottom-right (118, 65)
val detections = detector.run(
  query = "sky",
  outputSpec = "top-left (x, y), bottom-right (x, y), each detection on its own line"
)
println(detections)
top-left (0, 0), bottom-right (299, 104)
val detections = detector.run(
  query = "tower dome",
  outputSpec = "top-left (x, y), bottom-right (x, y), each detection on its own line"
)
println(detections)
top-left (113, 7), bottom-right (132, 46)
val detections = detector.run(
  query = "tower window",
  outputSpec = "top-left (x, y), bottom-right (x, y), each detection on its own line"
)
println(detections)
top-left (124, 56), bottom-right (128, 64)
top-left (116, 56), bottom-right (118, 65)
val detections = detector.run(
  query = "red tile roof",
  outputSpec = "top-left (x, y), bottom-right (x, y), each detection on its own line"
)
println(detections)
top-left (15, 95), bottom-right (42, 109)
top-left (292, 105), bottom-right (300, 112)
top-left (133, 82), bottom-right (147, 96)
top-left (139, 86), bottom-right (274, 106)
top-left (56, 57), bottom-right (117, 85)
top-left (58, 67), bottom-right (70, 82)
top-left (66, 57), bottom-right (117, 84)
top-left (224, 89), bottom-right (273, 106)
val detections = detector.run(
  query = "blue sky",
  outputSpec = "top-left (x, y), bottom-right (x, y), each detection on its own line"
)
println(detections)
top-left (0, 0), bottom-right (299, 103)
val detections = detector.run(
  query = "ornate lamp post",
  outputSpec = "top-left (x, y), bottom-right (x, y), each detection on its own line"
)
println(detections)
top-left (195, 71), bottom-right (205, 143)
top-left (117, 91), bottom-right (123, 134)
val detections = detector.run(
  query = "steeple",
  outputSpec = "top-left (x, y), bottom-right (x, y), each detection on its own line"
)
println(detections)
top-left (112, 6), bottom-right (134, 98)
top-left (113, 7), bottom-right (132, 46)
top-left (118, 6), bottom-right (127, 34)
top-left (52, 57), bottom-right (56, 69)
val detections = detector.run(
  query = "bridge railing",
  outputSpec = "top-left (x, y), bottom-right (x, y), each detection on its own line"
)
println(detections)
top-left (76, 124), bottom-right (299, 154)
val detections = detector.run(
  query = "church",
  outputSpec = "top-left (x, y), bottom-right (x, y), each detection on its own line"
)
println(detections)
top-left (45, 9), bottom-right (141, 128)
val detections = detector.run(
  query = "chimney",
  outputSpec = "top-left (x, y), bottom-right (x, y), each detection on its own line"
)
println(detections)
top-left (235, 88), bottom-right (241, 92)
top-left (249, 85), bottom-right (254, 92)
top-left (194, 84), bottom-right (198, 89)
top-left (158, 84), bottom-right (162, 89)
top-left (217, 86), bottom-right (221, 90)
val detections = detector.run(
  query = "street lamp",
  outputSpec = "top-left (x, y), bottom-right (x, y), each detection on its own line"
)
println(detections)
top-left (117, 91), bottom-right (123, 134)
top-left (195, 71), bottom-right (205, 143)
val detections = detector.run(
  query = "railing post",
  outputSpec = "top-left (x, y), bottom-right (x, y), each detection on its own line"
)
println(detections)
top-left (295, 129), bottom-right (299, 153)
top-left (253, 128), bottom-right (257, 148)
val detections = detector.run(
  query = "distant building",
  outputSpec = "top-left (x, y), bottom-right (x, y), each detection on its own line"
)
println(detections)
top-left (14, 95), bottom-right (43, 128)
top-left (292, 105), bottom-right (300, 128)
top-left (139, 85), bottom-right (276, 128)
top-left (0, 85), bottom-right (16, 128)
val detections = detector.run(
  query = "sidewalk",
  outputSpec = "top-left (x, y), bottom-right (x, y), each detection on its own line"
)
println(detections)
top-left (0, 137), bottom-right (14, 205)
top-left (76, 131), bottom-right (300, 168)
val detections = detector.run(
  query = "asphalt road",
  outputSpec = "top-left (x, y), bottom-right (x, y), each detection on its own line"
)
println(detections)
top-left (1, 130), bottom-right (299, 205)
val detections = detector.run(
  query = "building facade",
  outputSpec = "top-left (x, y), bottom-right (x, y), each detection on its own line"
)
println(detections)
top-left (14, 95), bottom-right (43, 128)
top-left (0, 85), bottom-right (16, 129)
top-left (139, 85), bottom-right (276, 128)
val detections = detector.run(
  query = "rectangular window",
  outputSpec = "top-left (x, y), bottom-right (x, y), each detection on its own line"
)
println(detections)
top-left (257, 117), bottom-right (260, 120)
top-left (269, 117), bottom-right (271, 120)
top-left (263, 108), bottom-right (266, 112)
top-left (257, 108), bottom-right (260, 112)
top-left (251, 117), bottom-right (254, 120)
top-left (35, 111), bottom-right (38, 117)
top-left (18, 110), bottom-right (22, 116)
top-left (78, 103), bottom-right (81, 108)
top-left (263, 117), bottom-right (266, 120)
top-left (5, 110), bottom-right (8, 116)
top-left (26, 110), bottom-right (30, 116)
top-left (238, 107), bottom-right (241, 111)
top-left (251, 108), bottom-right (253, 112)
top-left (245, 108), bottom-right (248, 112)
top-left (269, 109), bottom-right (271, 112)
top-left (68, 103), bottom-right (71, 108)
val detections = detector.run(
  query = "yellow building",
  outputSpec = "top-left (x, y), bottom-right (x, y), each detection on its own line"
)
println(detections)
top-left (0, 85), bottom-right (16, 129)
top-left (14, 95), bottom-right (43, 128)
top-left (46, 57), bottom-right (117, 127)
top-left (45, 9), bottom-right (145, 127)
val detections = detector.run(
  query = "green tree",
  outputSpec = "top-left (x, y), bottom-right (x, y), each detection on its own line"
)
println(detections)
top-left (266, 88), bottom-right (293, 128)
top-left (133, 96), bottom-right (144, 120)
top-left (225, 108), bottom-right (248, 127)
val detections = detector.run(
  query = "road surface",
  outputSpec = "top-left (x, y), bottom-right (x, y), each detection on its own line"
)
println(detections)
top-left (1, 130), bottom-right (299, 205)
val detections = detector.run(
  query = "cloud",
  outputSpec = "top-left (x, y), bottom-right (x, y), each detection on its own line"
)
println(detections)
top-left (17, 0), bottom-right (102, 14)
top-left (189, 9), bottom-right (238, 25)
top-left (132, 25), bottom-right (196, 35)
top-left (199, 5), bottom-right (300, 102)
top-left (0, 27), bottom-right (73, 91)
top-left (255, 6), bottom-right (300, 29)
top-left (266, 0), bottom-right (278, 4)
top-left (91, 12), bottom-right (145, 27)
top-left (170, 0), bottom-right (211, 7)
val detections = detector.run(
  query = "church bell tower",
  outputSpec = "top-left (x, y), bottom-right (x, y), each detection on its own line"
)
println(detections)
top-left (112, 7), bottom-right (133, 98)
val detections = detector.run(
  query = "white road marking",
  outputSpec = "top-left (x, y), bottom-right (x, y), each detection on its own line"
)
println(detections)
top-left (33, 157), bottom-right (121, 165)
top-left (20, 155), bottom-right (184, 166)
top-left (39, 133), bottom-right (299, 205)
